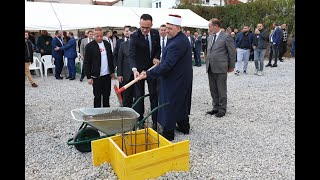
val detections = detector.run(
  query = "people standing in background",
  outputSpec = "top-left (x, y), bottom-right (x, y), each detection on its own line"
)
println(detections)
top-left (186, 30), bottom-right (195, 50)
top-left (80, 30), bottom-right (94, 82)
top-left (159, 24), bottom-right (168, 59)
top-left (235, 25), bottom-right (254, 75)
top-left (265, 22), bottom-right (283, 67)
top-left (117, 26), bottom-right (138, 108)
top-left (113, 26), bottom-right (131, 67)
top-left (105, 31), bottom-right (114, 53)
top-left (206, 18), bottom-right (236, 118)
top-left (78, 30), bottom-right (88, 53)
top-left (36, 30), bottom-right (52, 57)
top-left (25, 30), bottom-right (38, 88)
top-left (112, 31), bottom-right (119, 50)
top-left (252, 23), bottom-right (268, 76)
top-left (62, 31), bottom-right (70, 45)
top-left (278, 23), bottom-right (288, 62)
top-left (51, 30), bottom-right (64, 80)
top-left (55, 32), bottom-right (77, 80)
top-left (201, 32), bottom-right (208, 56)
top-left (193, 32), bottom-right (202, 67)
top-left (84, 27), bottom-right (115, 108)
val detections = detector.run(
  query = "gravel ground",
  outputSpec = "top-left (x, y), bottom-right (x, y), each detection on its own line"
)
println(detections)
top-left (25, 58), bottom-right (295, 179)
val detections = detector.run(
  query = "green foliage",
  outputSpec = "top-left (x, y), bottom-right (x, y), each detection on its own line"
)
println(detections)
top-left (177, 0), bottom-right (295, 34)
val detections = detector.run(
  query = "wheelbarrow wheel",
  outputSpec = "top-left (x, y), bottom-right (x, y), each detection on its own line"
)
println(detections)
top-left (73, 127), bottom-right (100, 153)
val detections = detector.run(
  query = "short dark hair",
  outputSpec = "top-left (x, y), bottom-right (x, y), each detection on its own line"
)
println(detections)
top-left (69, 32), bottom-right (73, 36)
top-left (124, 25), bottom-right (131, 30)
top-left (160, 24), bottom-right (166, 28)
top-left (113, 31), bottom-right (117, 34)
top-left (129, 26), bottom-right (138, 32)
top-left (25, 30), bottom-right (29, 33)
top-left (55, 30), bottom-right (60, 35)
top-left (210, 18), bottom-right (222, 28)
top-left (140, 14), bottom-right (153, 22)
top-left (274, 22), bottom-right (279, 26)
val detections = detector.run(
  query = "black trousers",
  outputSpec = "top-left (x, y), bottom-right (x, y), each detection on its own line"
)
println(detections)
top-left (279, 41), bottom-right (287, 59)
top-left (122, 75), bottom-right (135, 108)
top-left (133, 78), bottom-right (158, 124)
top-left (202, 45), bottom-right (207, 56)
top-left (268, 44), bottom-right (280, 65)
top-left (92, 74), bottom-right (111, 108)
top-left (80, 63), bottom-right (85, 80)
top-left (54, 57), bottom-right (64, 78)
top-left (268, 44), bottom-right (273, 63)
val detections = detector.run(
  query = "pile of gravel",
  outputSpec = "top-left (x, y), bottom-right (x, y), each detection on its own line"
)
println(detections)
top-left (25, 58), bottom-right (295, 179)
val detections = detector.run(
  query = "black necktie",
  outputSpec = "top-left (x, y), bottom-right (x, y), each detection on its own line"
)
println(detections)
top-left (210, 34), bottom-right (217, 50)
top-left (162, 37), bottom-right (165, 53)
top-left (145, 35), bottom-right (150, 58)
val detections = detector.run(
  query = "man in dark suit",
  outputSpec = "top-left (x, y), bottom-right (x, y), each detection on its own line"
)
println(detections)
top-left (25, 30), bottom-right (38, 87)
top-left (80, 30), bottom-right (94, 81)
top-left (113, 26), bottom-right (131, 67)
top-left (54, 32), bottom-right (77, 80)
top-left (206, 18), bottom-right (236, 118)
top-left (51, 30), bottom-right (64, 80)
top-left (117, 26), bottom-right (137, 107)
top-left (140, 14), bottom-right (193, 140)
top-left (265, 22), bottom-right (283, 67)
top-left (84, 27), bottom-right (115, 108)
top-left (193, 31), bottom-right (202, 67)
top-left (129, 14), bottom-right (161, 129)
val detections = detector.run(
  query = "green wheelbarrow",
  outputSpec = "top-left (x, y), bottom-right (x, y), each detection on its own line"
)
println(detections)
top-left (67, 94), bottom-right (169, 153)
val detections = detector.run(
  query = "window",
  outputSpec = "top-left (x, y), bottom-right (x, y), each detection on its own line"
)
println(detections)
top-left (159, 2), bottom-right (161, 8)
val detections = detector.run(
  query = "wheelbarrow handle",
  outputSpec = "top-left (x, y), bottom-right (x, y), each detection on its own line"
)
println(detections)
top-left (135, 103), bottom-right (170, 129)
top-left (131, 93), bottom-right (151, 109)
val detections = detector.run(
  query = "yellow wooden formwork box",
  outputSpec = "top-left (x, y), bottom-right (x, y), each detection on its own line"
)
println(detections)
top-left (92, 128), bottom-right (189, 180)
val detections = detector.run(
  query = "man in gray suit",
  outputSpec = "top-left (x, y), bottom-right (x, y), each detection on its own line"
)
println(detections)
top-left (206, 18), bottom-right (236, 118)
top-left (80, 30), bottom-right (94, 81)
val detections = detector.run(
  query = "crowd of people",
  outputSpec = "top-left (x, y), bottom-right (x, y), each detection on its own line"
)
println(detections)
top-left (25, 15), bottom-right (294, 141)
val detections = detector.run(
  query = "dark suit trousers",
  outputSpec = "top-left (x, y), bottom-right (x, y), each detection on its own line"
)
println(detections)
top-left (122, 75), bottom-right (135, 107)
top-left (67, 58), bottom-right (76, 78)
top-left (92, 74), bottom-right (111, 108)
top-left (194, 49), bottom-right (201, 66)
top-left (133, 78), bottom-right (158, 123)
top-left (271, 44), bottom-right (279, 64)
top-left (80, 63), bottom-right (85, 79)
top-left (279, 41), bottom-right (287, 59)
top-left (268, 44), bottom-right (273, 64)
top-left (208, 65), bottom-right (227, 113)
top-left (54, 57), bottom-right (64, 78)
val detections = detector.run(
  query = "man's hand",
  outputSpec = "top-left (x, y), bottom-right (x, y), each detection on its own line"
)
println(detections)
top-left (133, 70), bottom-right (140, 79)
top-left (140, 71), bottom-right (147, 79)
top-left (46, 41), bottom-right (49, 45)
top-left (153, 58), bottom-right (160, 65)
top-left (253, 46), bottom-right (256, 49)
top-left (228, 68), bottom-right (234, 73)
top-left (118, 76), bottom-right (123, 83)
top-left (40, 49), bottom-right (44, 53)
top-left (87, 79), bottom-right (93, 85)
top-left (54, 46), bottom-right (60, 51)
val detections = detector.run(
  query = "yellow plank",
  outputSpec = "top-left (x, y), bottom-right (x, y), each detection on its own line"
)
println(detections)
top-left (124, 140), bottom-right (190, 180)
top-left (107, 138), bottom-right (126, 179)
top-left (91, 137), bottom-right (110, 167)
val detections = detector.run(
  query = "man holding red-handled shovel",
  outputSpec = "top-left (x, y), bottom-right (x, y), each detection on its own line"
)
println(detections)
top-left (129, 14), bottom-right (161, 130)
top-left (139, 14), bottom-right (193, 141)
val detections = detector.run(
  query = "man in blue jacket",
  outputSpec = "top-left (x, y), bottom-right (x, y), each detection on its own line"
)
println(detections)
top-left (235, 25), bottom-right (254, 75)
top-left (51, 30), bottom-right (64, 79)
top-left (265, 22), bottom-right (283, 67)
top-left (54, 32), bottom-right (77, 80)
top-left (140, 14), bottom-right (193, 141)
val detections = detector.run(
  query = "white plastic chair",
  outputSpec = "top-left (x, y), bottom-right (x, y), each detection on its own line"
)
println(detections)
top-left (40, 55), bottom-right (55, 77)
top-left (29, 56), bottom-right (43, 78)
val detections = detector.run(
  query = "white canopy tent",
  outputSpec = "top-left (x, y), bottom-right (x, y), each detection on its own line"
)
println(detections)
top-left (25, 2), bottom-right (209, 31)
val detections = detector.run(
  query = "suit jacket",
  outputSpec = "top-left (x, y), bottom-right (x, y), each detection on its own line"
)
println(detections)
top-left (206, 31), bottom-right (236, 73)
top-left (51, 36), bottom-right (64, 59)
top-left (25, 40), bottom-right (34, 63)
top-left (113, 38), bottom-right (125, 66)
top-left (80, 37), bottom-right (93, 59)
top-left (84, 40), bottom-right (115, 79)
top-left (235, 32), bottom-right (254, 48)
top-left (129, 29), bottom-right (161, 72)
top-left (194, 36), bottom-right (202, 52)
top-left (59, 37), bottom-right (77, 59)
top-left (271, 26), bottom-right (283, 45)
top-left (117, 40), bottom-right (132, 82)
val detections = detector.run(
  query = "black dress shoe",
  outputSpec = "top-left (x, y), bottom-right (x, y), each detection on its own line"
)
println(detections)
top-left (206, 109), bottom-right (218, 115)
top-left (69, 77), bottom-right (75, 80)
top-left (161, 130), bottom-right (174, 141)
top-left (272, 64), bottom-right (277, 67)
top-left (279, 59), bottom-right (284, 62)
top-left (176, 126), bottom-right (189, 134)
top-left (56, 76), bottom-right (63, 80)
top-left (215, 112), bottom-right (225, 118)
top-left (66, 76), bottom-right (71, 79)
top-left (265, 63), bottom-right (272, 67)
top-left (80, 78), bottom-right (83, 82)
